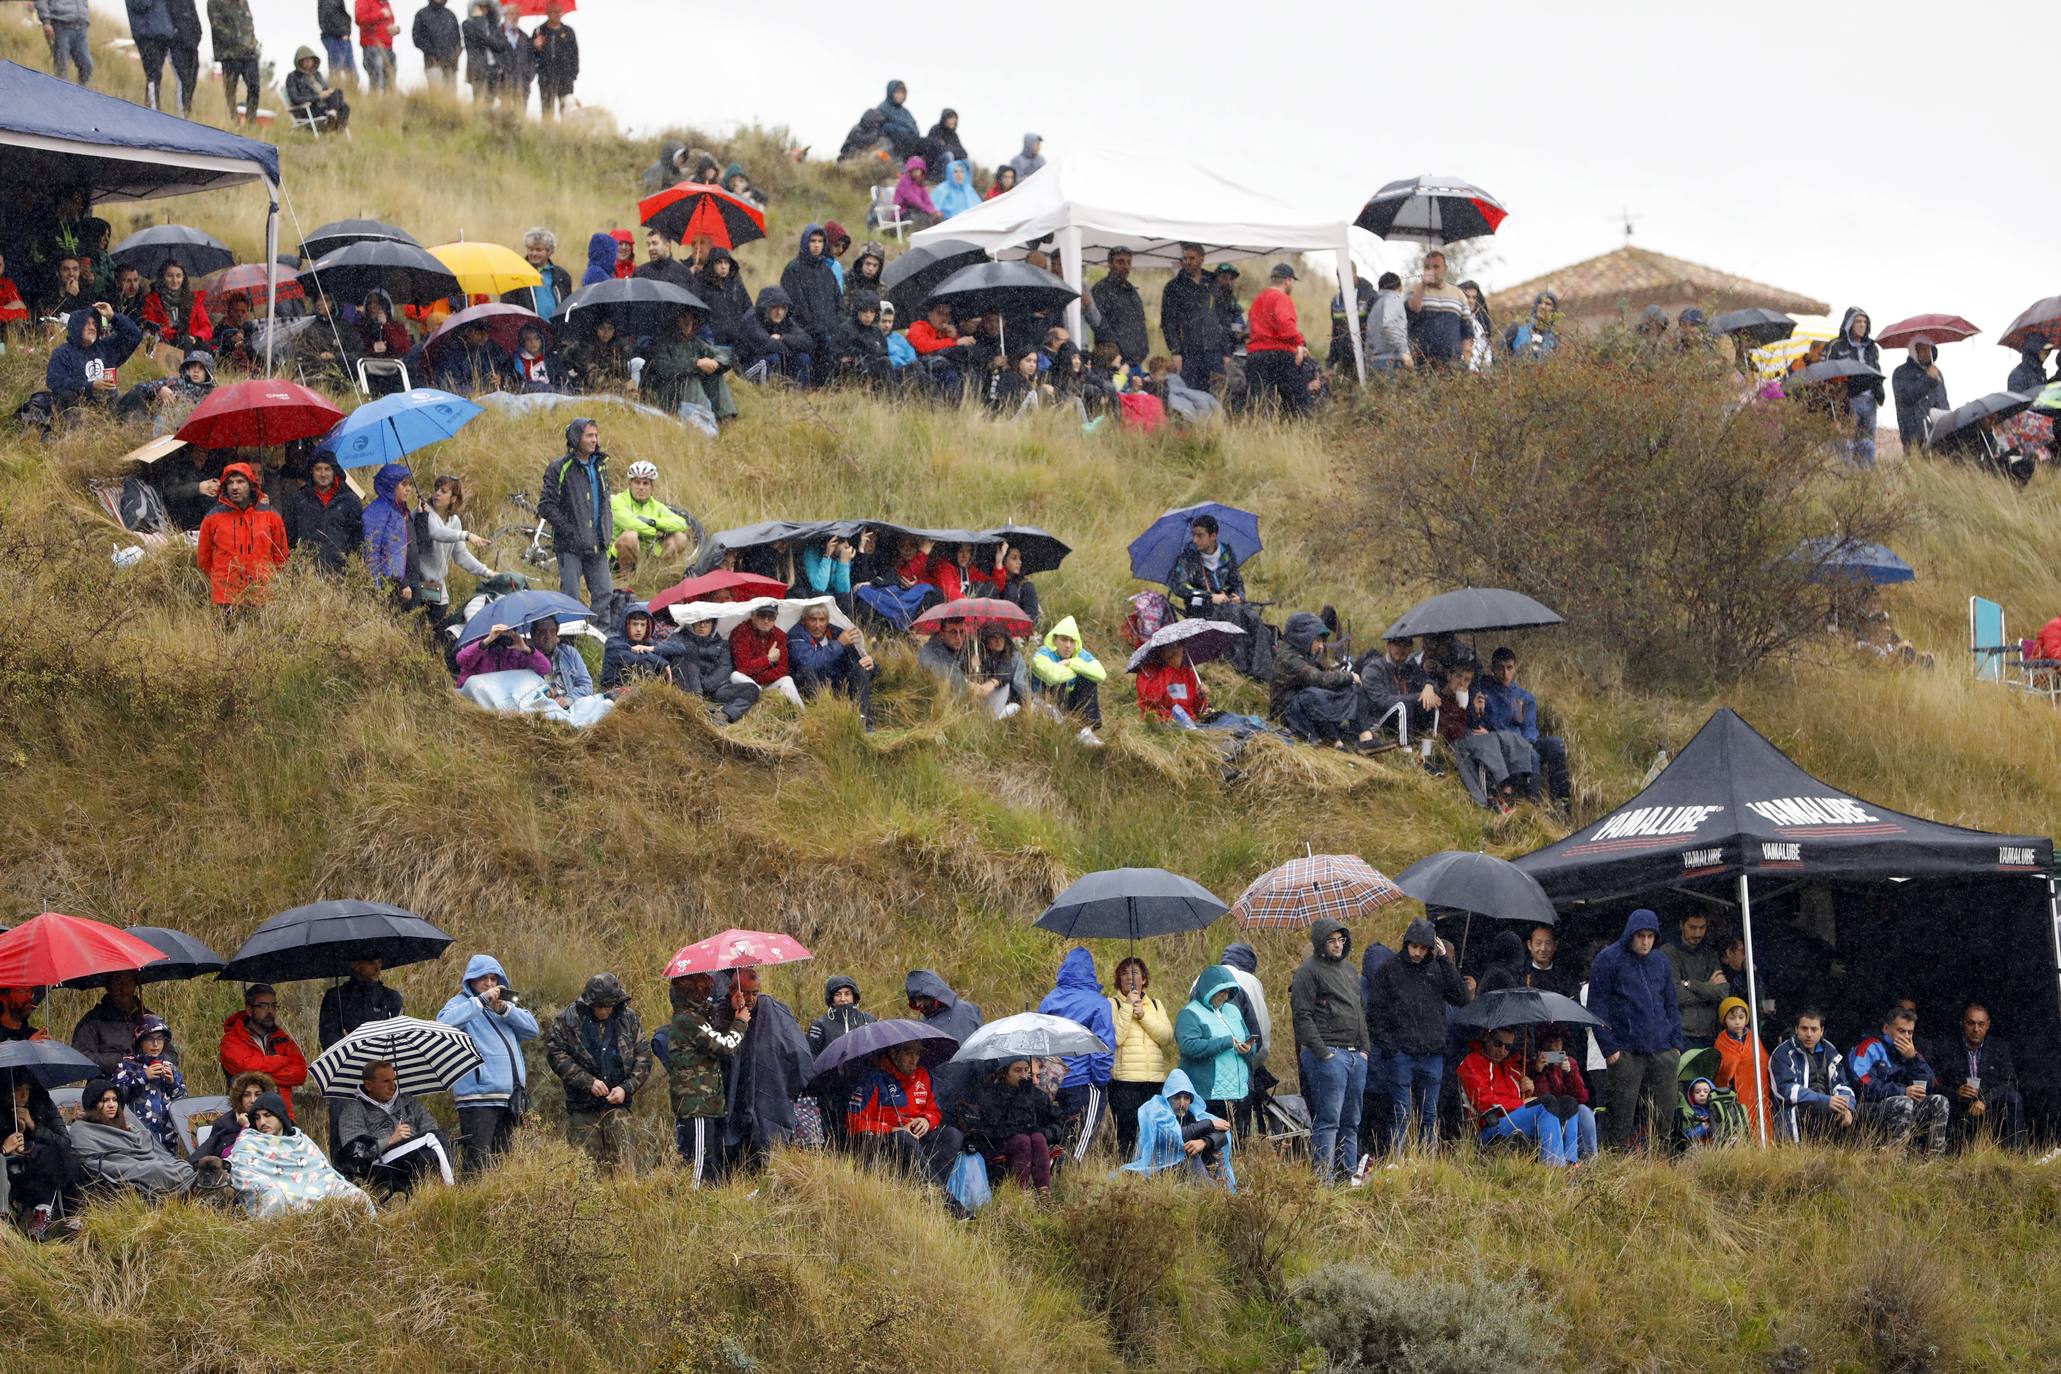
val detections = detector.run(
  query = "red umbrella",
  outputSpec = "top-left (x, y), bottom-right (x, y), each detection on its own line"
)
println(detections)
top-left (661, 929), bottom-right (812, 979)
top-left (422, 301), bottom-right (545, 365)
top-left (175, 379), bottom-right (345, 449)
top-left (649, 570), bottom-right (789, 614)
top-left (638, 182), bottom-right (767, 251)
top-left (911, 597), bottom-right (1036, 638)
top-left (1877, 313), bottom-right (1980, 350)
top-left (199, 263), bottom-right (305, 306)
top-left (506, 0), bottom-right (574, 13)
top-left (0, 913), bottom-right (170, 988)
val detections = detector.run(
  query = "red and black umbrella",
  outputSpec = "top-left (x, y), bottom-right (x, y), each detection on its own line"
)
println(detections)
top-left (912, 597), bottom-right (1035, 638)
top-left (638, 182), bottom-right (766, 251)
top-left (1356, 174), bottom-right (1508, 244)
top-left (422, 301), bottom-right (547, 365)
top-left (200, 262), bottom-right (306, 307)
top-left (1877, 313), bottom-right (1980, 350)
top-left (1999, 297), bottom-right (2061, 353)
top-left (176, 379), bottom-right (345, 448)
top-left (649, 570), bottom-right (788, 614)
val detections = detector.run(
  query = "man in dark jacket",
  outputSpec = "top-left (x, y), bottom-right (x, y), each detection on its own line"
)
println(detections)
top-left (833, 290), bottom-right (892, 388)
top-left (1167, 513), bottom-right (1271, 678)
top-left (317, 0), bottom-right (357, 84)
top-left (778, 223), bottom-right (844, 352)
top-left (1932, 1001), bottom-right (2025, 1149)
top-left (1089, 247), bottom-right (1149, 367)
top-left (1890, 338), bottom-right (1949, 452)
top-left (806, 975), bottom-right (874, 1148)
top-left (633, 227), bottom-right (699, 292)
top-left (544, 972), bottom-right (651, 1176)
top-left (1270, 611), bottom-right (1367, 746)
top-left (2007, 343), bottom-right (2052, 398)
top-left (411, 0), bottom-right (460, 84)
top-left (319, 957), bottom-right (404, 1050)
top-left (905, 969), bottom-right (982, 1115)
top-left (658, 611), bottom-right (759, 722)
top-left (1289, 919), bottom-right (1369, 1183)
top-left (531, 3), bottom-right (577, 118)
top-left (1366, 918), bottom-right (1468, 1154)
top-left (537, 416), bottom-right (612, 608)
top-left (46, 302), bottom-right (143, 412)
top-left (1824, 306), bottom-right (1885, 467)
top-left (460, 0), bottom-right (509, 100)
top-left (787, 602), bottom-right (874, 726)
top-left (1848, 1006), bottom-right (1949, 1155)
top-left (70, 971), bottom-right (172, 1074)
top-left (737, 286), bottom-right (815, 386)
top-left (283, 449), bottom-right (364, 574)
top-left (1663, 912), bottom-right (1727, 1050)
top-left (1161, 243), bottom-right (1226, 392)
top-left (1354, 634), bottom-right (1437, 744)
top-left (1586, 908), bottom-right (1682, 1147)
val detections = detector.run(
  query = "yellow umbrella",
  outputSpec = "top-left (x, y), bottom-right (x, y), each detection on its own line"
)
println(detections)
top-left (429, 241), bottom-right (542, 298)
top-left (1749, 314), bottom-right (1838, 379)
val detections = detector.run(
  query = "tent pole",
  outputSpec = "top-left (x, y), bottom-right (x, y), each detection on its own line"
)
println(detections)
top-left (262, 192), bottom-right (280, 376)
top-left (1738, 872), bottom-right (1767, 1147)
top-left (2047, 876), bottom-right (2061, 1025)
top-left (1337, 241), bottom-right (1365, 384)
top-left (1059, 224), bottom-right (1084, 342)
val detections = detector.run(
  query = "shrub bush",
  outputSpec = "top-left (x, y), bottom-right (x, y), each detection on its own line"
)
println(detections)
top-left (1290, 1261), bottom-right (1564, 1374)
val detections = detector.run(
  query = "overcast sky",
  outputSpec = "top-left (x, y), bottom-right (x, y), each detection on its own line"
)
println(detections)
top-left (239, 0), bottom-right (2053, 389)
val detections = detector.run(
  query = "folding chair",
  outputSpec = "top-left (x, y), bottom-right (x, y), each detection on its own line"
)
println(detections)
top-left (869, 185), bottom-right (908, 243)
top-left (2017, 638), bottom-right (2061, 702)
top-left (288, 103), bottom-right (351, 140)
top-left (356, 356), bottom-right (410, 398)
top-left (169, 1095), bottom-right (230, 1157)
top-left (1969, 596), bottom-right (2012, 684)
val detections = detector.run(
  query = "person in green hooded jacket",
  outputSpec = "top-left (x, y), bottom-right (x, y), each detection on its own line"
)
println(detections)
top-left (1176, 965), bottom-right (1255, 1132)
top-left (641, 306), bottom-right (738, 423)
top-left (1030, 613), bottom-right (1107, 747)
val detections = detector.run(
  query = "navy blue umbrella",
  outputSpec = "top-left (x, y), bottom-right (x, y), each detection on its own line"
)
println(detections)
top-left (806, 1018), bottom-right (958, 1084)
top-left (1034, 867), bottom-right (1227, 941)
top-left (219, 900), bottom-right (453, 983)
top-left (454, 589), bottom-right (594, 649)
top-left (1127, 502), bottom-right (1261, 584)
top-left (1800, 537), bottom-right (1915, 586)
top-left (0, 1039), bottom-right (100, 1088)
top-left (61, 925), bottom-right (226, 989)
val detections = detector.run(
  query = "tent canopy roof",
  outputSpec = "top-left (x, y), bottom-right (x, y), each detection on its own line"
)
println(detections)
top-left (910, 150), bottom-right (1352, 268)
top-left (1514, 709), bottom-right (2050, 905)
top-left (0, 59), bottom-right (280, 204)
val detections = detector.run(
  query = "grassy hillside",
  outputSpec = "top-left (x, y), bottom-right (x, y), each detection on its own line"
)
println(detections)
top-left (5, 18), bottom-right (2061, 1373)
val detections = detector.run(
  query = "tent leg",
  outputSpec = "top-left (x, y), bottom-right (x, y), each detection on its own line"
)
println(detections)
top-left (262, 196), bottom-right (280, 377)
top-left (2047, 877), bottom-right (2061, 1025)
top-left (1059, 224), bottom-right (1084, 343)
top-left (1337, 243), bottom-right (1365, 384)
top-left (1738, 873), bottom-right (1767, 1147)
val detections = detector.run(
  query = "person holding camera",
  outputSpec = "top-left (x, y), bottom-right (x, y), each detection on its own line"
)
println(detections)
top-left (454, 618), bottom-right (550, 686)
top-left (437, 955), bottom-right (540, 1174)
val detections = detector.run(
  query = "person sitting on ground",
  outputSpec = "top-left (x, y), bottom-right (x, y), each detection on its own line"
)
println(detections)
top-left (1031, 615), bottom-right (1107, 746)
top-left (1848, 1006), bottom-right (1949, 1156)
top-left (640, 306), bottom-right (738, 422)
top-left (846, 1040), bottom-right (965, 1189)
top-left (963, 1056), bottom-right (1061, 1199)
top-left (661, 606), bottom-right (760, 722)
top-left (1933, 1001), bottom-right (2025, 1149)
top-left (335, 1059), bottom-right (453, 1191)
top-left (787, 602), bottom-right (875, 725)
top-left (113, 1014), bottom-right (187, 1156)
top-left (832, 289), bottom-right (894, 390)
top-left (1770, 1007), bottom-right (1856, 1142)
top-left (219, 984), bottom-right (308, 1107)
top-left (69, 1077), bottom-right (203, 1200)
top-left (1176, 965), bottom-right (1256, 1141)
top-left (905, 300), bottom-right (977, 395)
top-left (988, 541), bottom-right (1041, 624)
top-left (562, 316), bottom-right (632, 394)
top-left (71, 970), bottom-right (168, 1074)
top-left (916, 618), bottom-right (989, 709)
top-left (284, 45), bottom-right (349, 128)
top-left (435, 321), bottom-right (512, 394)
top-left (1713, 997), bottom-right (1771, 1142)
top-left (281, 448), bottom-right (364, 576)
top-left (5, 1075), bottom-right (84, 1239)
top-left (192, 1070), bottom-right (273, 1165)
top-left (1270, 611), bottom-right (1373, 749)
top-left (1168, 514), bottom-right (1271, 678)
top-left (228, 1091), bottom-right (373, 1217)
top-left (986, 164), bottom-right (1019, 200)
top-left (1476, 647), bottom-right (1571, 806)
top-left (970, 622), bottom-right (1031, 718)
top-left (1431, 659), bottom-right (1539, 811)
top-left (1106, 956), bottom-right (1176, 1158)
top-left (738, 286), bottom-right (814, 386)
top-left (610, 459), bottom-right (692, 576)
top-left (546, 972), bottom-right (651, 1177)
top-left (106, 261), bottom-right (148, 325)
top-left (602, 603), bottom-right (672, 691)
top-left (509, 323), bottom-right (561, 393)
top-left (1136, 638), bottom-right (1212, 726)
top-left (797, 530), bottom-right (861, 606)
top-left (117, 347), bottom-right (214, 426)
top-left (141, 261), bottom-right (212, 349)
top-left (728, 602), bottom-right (804, 708)
top-left (1457, 1029), bottom-right (1586, 1165)
top-left (195, 462), bottom-right (290, 611)
top-left (526, 615), bottom-right (594, 707)
top-left (455, 618), bottom-right (551, 685)
top-left (1121, 1068), bottom-right (1233, 1187)
top-left (662, 972), bottom-right (745, 1185)
top-left (46, 301), bottom-right (144, 412)
top-left (291, 289), bottom-right (353, 388)
top-left (633, 227), bottom-right (698, 294)
top-left (846, 241), bottom-right (888, 299)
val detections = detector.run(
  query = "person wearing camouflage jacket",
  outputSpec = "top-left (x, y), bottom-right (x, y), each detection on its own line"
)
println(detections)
top-left (545, 972), bottom-right (651, 1177)
top-left (664, 973), bottom-right (744, 1185)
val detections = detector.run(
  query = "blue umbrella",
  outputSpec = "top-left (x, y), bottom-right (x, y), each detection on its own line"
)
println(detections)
top-left (319, 388), bottom-right (483, 470)
top-left (0, 1039), bottom-right (100, 1089)
top-left (806, 1018), bottom-right (958, 1084)
top-left (1127, 502), bottom-right (1261, 583)
top-left (454, 589), bottom-right (593, 649)
top-left (1800, 537), bottom-right (1915, 586)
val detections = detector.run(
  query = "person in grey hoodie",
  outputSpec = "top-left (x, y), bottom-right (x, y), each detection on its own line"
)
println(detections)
top-left (1008, 132), bottom-right (1046, 182)
top-left (906, 969), bottom-right (983, 1114)
top-left (1290, 918), bottom-right (1370, 1182)
top-left (1365, 271), bottom-right (1412, 373)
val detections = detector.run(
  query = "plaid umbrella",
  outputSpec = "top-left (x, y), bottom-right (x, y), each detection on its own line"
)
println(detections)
top-left (1999, 296), bottom-right (2061, 353)
top-left (1230, 855), bottom-right (1404, 930)
top-left (661, 929), bottom-right (812, 979)
top-left (309, 1015), bottom-right (484, 1099)
top-left (199, 263), bottom-right (305, 307)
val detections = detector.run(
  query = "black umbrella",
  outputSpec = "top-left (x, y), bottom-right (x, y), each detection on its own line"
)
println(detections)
top-left (552, 276), bottom-right (707, 336)
top-left (299, 240), bottom-right (461, 307)
top-left (881, 238), bottom-right (988, 320)
top-left (1786, 357), bottom-right (1883, 386)
top-left (1033, 867), bottom-right (1227, 942)
top-left (111, 224), bottom-right (233, 279)
top-left (1395, 851), bottom-right (1556, 926)
top-left (0, 1039), bottom-right (100, 1088)
top-left (1355, 174), bottom-right (1508, 244)
top-left (922, 260), bottom-right (1078, 317)
top-left (1998, 296), bottom-right (2061, 353)
top-left (806, 1018), bottom-right (958, 1084)
top-left (61, 925), bottom-right (226, 989)
top-left (1710, 307), bottom-right (1796, 346)
top-left (1449, 988), bottom-right (1602, 1033)
top-left (219, 899), bottom-right (454, 983)
top-left (1382, 587), bottom-right (1563, 640)
top-left (1926, 391), bottom-right (2035, 451)
top-left (978, 523), bottom-right (1071, 575)
top-left (300, 217), bottom-right (420, 262)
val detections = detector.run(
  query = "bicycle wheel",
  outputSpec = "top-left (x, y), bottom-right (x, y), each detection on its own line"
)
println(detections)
top-left (486, 524), bottom-right (542, 572)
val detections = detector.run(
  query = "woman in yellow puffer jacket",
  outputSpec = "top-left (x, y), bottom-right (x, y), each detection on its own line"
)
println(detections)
top-left (1107, 956), bottom-right (1177, 1156)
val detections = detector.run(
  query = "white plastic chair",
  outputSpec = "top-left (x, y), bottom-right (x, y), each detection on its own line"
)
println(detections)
top-left (356, 356), bottom-right (410, 397)
top-left (870, 185), bottom-right (908, 243)
top-left (170, 1095), bottom-right (231, 1155)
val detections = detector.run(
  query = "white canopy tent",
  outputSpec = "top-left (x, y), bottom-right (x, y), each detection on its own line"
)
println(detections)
top-left (910, 151), bottom-right (1365, 380)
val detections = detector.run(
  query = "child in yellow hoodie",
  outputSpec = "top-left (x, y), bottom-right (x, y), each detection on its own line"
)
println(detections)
top-left (1030, 614), bottom-right (1107, 747)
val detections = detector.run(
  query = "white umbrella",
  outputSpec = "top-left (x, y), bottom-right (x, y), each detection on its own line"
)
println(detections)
top-left (949, 1012), bottom-right (1111, 1064)
top-left (309, 1015), bottom-right (484, 1100)
top-left (665, 594), bottom-right (852, 636)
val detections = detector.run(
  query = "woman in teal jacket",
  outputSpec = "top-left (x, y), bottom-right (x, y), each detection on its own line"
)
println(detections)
top-left (1176, 965), bottom-right (1254, 1125)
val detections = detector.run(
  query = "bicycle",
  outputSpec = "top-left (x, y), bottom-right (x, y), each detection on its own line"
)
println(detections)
top-left (489, 490), bottom-right (709, 576)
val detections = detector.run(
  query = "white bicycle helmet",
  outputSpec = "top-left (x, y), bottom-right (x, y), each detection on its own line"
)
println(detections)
top-left (625, 460), bottom-right (659, 481)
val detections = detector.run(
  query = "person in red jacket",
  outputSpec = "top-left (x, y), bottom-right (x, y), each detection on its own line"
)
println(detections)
top-left (194, 462), bottom-right (289, 610)
top-left (218, 984), bottom-right (309, 1111)
top-left (141, 262), bottom-right (213, 349)
top-left (1245, 263), bottom-right (1310, 416)
top-left (1135, 639), bottom-right (1210, 724)
top-left (355, 0), bottom-right (397, 91)
top-left (727, 602), bottom-right (803, 706)
top-left (845, 1042), bottom-right (964, 1186)
top-left (1456, 1032), bottom-right (1584, 1165)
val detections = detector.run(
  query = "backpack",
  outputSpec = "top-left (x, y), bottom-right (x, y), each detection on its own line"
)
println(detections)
top-left (118, 476), bottom-right (172, 534)
top-left (1121, 590), bottom-right (1171, 649)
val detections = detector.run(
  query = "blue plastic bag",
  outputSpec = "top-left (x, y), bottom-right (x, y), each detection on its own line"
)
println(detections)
top-left (946, 1150), bottom-right (992, 1212)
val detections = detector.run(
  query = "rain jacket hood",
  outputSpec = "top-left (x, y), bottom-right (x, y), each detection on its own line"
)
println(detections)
top-left (130, 1013), bottom-right (173, 1049)
top-left (563, 416), bottom-right (598, 453)
top-left (578, 972), bottom-right (630, 1008)
top-left (460, 953), bottom-right (509, 993)
top-left (1309, 917), bottom-right (1352, 961)
top-left (1193, 963), bottom-right (1241, 1006)
top-left (1618, 907), bottom-right (1660, 949)
top-left (372, 461), bottom-right (410, 506)
top-left (797, 222), bottom-right (829, 260)
top-left (1838, 306), bottom-right (1872, 343)
top-left (823, 975), bottom-right (861, 1008)
top-left (65, 309), bottom-right (98, 348)
top-left (935, 159), bottom-right (980, 217)
top-left (1042, 615), bottom-right (1085, 653)
top-left (1038, 947), bottom-right (1115, 1088)
top-left (1221, 942), bottom-right (1258, 974)
top-left (905, 969), bottom-right (961, 1011)
top-left (1283, 610), bottom-right (1330, 657)
top-left (1404, 916), bottom-right (1439, 950)
top-left (582, 231), bottom-right (617, 286)
top-left (1160, 1067), bottom-right (1199, 1103)
top-left (753, 285), bottom-right (794, 316)
top-left (218, 460), bottom-right (264, 501)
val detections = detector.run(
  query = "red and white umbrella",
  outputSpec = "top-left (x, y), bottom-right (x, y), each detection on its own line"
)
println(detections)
top-left (661, 929), bottom-right (812, 979)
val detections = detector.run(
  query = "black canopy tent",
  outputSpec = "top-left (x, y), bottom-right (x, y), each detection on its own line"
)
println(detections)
top-left (0, 60), bottom-right (286, 371)
top-left (1512, 709), bottom-right (2056, 1142)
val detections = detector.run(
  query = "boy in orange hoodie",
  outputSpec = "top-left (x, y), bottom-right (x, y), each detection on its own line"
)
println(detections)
top-left (1713, 996), bottom-right (1770, 1141)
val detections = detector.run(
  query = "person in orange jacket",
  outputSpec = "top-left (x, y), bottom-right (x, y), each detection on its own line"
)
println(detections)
top-left (218, 984), bottom-right (308, 1110)
top-left (1713, 996), bottom-right (1771, 1141)
top-left (194, 461), bottom-right (288, 609)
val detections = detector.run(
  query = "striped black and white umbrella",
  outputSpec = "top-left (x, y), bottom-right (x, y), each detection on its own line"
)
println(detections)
top-left (309, 1015), bottom-right (483, 1100)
